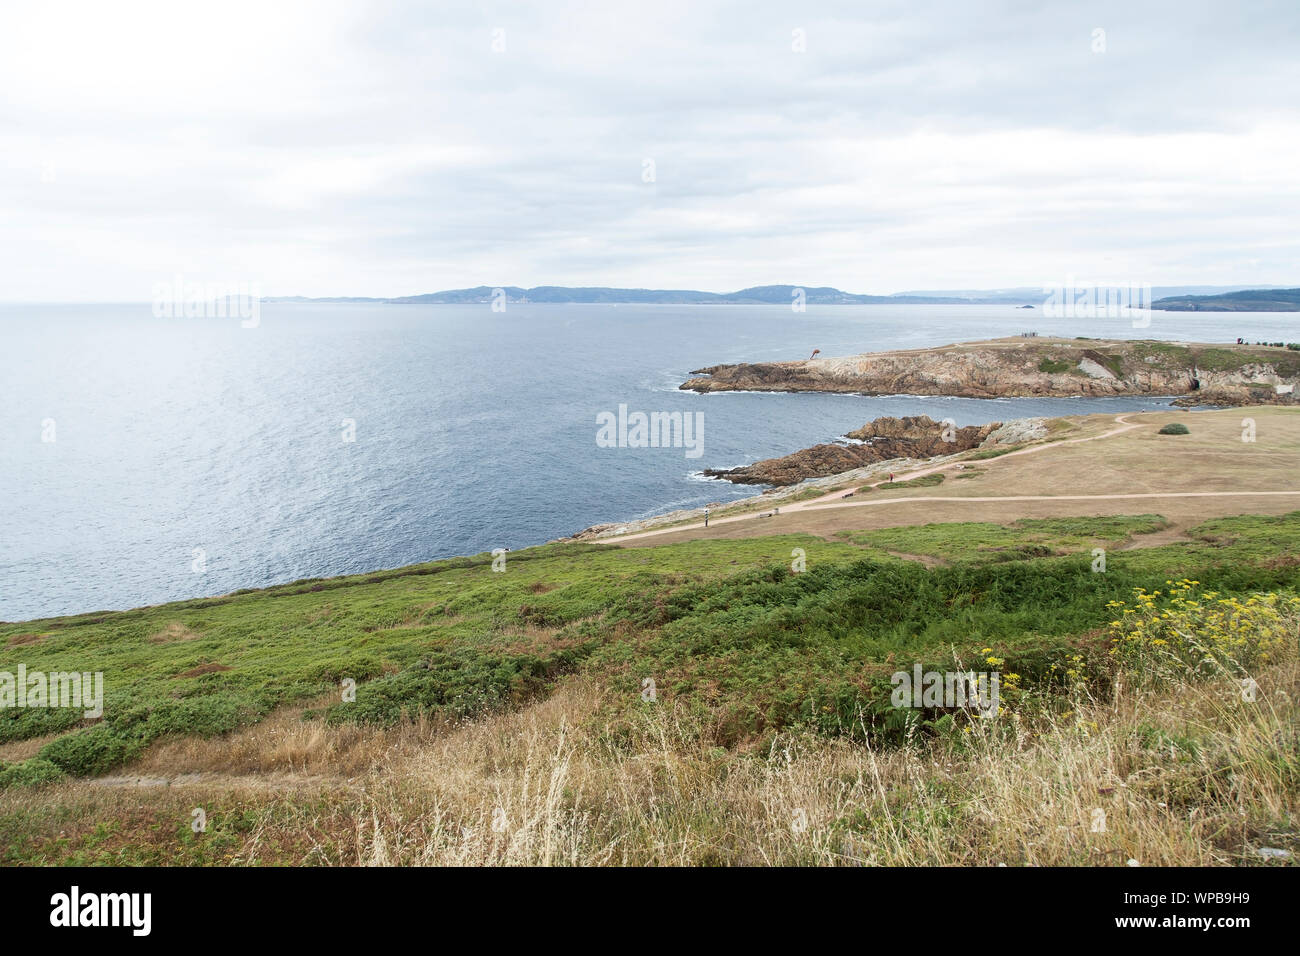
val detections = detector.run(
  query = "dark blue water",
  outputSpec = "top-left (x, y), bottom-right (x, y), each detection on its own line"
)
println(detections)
top-left (3, 302), bottom-right (1294, 620)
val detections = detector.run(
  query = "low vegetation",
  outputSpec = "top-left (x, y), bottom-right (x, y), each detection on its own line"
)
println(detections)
top-left (1, 511), bottom-right (1298, 865)
top-left (836, 514), bottom-right (1169, 563)
top-left (868, 473), bottom-right (945, 490)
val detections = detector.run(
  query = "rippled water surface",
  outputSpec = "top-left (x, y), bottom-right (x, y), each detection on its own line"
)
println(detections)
top-left (3, 301), bottom-right (1293, 620)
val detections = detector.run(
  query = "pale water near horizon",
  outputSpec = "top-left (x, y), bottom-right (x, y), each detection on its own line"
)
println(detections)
top-left (3, 302), bottom-right (1295, 621)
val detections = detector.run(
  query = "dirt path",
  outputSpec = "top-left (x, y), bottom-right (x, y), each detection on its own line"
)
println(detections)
top-left (89, 771), bottom-right (345, 791)
top-left (615, 414), bottom-right (1150, 543)
top-left (798, 489), bottom-right (1300, 511)
top-left (1116, 526), bottom-right (1195, 551)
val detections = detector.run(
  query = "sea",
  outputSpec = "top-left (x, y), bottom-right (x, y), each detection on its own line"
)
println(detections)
top-left (2, 301), bottom-right (1294, 620)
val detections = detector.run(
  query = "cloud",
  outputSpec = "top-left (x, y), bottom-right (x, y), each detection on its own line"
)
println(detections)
top-left (1, 0), bottom-right (1297, 299)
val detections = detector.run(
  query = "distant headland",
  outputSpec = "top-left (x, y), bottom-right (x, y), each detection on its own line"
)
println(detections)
top-left (680, 336), bottom-right (1300, 406)
top-left (1151, 288), bottom-right (1300, 312)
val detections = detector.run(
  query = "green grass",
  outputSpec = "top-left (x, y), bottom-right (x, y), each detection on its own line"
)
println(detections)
top-left (1038, 357), bottom-right (1072, 374)
top-left (836, 514), bottom-right (1170, 563)
top-left (870, 473), bottom-right (945, 490)
top-left (964, 446), bottom-right (1018, 461)
top-left (3, 512), bottom-right (1300, 783)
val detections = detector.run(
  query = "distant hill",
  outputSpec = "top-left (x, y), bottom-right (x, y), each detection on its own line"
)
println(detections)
top-left (1153, 288), bottom-right (1300, 312)
top-left (280, 285), bottom-right (1046, 306)
top-left (899, 284), bottom-right (1292, 303)
top-left (264, 283), bottom-right (1298, 307)
top-left (387, 284), bottom-right (950, 305)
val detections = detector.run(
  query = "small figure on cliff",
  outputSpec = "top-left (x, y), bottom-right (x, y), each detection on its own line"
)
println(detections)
top-left (889, 473), bottom-right (894, 483)
top-left (808, 348), bottom-right (820, 361)
top-left (704, 508), bottom-right (709, 528)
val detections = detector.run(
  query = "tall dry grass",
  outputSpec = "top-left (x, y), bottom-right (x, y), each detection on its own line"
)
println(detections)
top-left (4, 631), bottom-right (1296, 866)
top-left (324, 645), bottom-right (1297, 865)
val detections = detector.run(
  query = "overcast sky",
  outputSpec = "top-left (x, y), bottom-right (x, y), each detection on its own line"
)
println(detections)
top-left (2, 0), bottom-right (1298, 300)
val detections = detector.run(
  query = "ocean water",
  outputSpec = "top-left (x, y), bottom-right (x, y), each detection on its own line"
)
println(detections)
top-left (2, 302), bottom-right (1295, 621)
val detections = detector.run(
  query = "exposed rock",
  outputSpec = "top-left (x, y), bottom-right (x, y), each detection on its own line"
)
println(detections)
top-left (1077, 357), bottom-right (1116, 379)
top-left (1171, 387), bottom-right (1299, 407)
top-left (701, 415), bottom-right (999, 486)
top-left (982, 418), bottom-right (1049, 445)
top-left (567, 523), bottom-right (622, 541)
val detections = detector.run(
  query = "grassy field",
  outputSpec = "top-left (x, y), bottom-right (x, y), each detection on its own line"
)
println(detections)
top-left (618, 407), bottom-right (1300, 547)
top-left (1, 501), bottom-right (1299, 864)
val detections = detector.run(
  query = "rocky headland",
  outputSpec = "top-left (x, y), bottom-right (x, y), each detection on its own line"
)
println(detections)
top-left (680, 337), bottom-right (1300, 405)
top-left (699, 415), bottom-right (1018, 486)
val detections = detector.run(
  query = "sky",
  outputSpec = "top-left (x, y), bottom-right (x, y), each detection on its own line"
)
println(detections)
top-left (1, 0), bottom-right (1298, 301)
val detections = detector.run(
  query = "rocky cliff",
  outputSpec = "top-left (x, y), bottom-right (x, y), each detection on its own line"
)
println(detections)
top-left (681, 338), bottom-right (1300, 404)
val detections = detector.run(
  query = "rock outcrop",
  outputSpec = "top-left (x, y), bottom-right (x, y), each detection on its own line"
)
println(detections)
top-left (680, 337), bottom-right (1300, 405)
top-left (982, 418), bottom-right (1050, 445)
top-left (1172, 386), bottom-right (1298, 407)
top-left (700, 415), bottom-right (1000, 486)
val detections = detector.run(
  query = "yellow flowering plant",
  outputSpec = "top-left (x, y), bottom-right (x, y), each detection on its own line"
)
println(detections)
top-left (1107, 580), bottom-right (1299, 682)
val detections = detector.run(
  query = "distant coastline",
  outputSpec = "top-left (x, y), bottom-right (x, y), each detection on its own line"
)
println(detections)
top-left (262, 283), bottom-right (1298, 308)
top-left (1152, 288), bottom-right (1300, 312)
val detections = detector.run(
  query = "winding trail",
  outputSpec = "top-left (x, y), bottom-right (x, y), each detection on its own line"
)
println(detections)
top-left (611, 414), bottom-right (1298, 544)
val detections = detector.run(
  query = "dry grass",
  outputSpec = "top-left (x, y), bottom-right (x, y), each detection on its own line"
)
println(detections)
top-left (619, 407), bottom-right (1300, 548)
top-left (148, 622), bottom-right (202, 644)
top-left (6, 632), bottom-right (1295, 866)
top-left (5, 632), bottom-right (53, 647)
top-left (128, 693), bottom-right (434, 778)
top-left (0, 730), bottom-right (69, 763)
top-left (172, 663), bottom-right (233, 678)
top-left (332, 651), bottom-right (1299, 866)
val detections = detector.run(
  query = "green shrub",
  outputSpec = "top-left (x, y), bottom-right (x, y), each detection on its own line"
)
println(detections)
top-left (1158, 423), bottom-right (1190, 435)
top-left (0, 703), bottom-right (86, 745)
top-left (1038, 358), bottom-right (1072, 374)
top-left (305, 655), bottom-right (385, 685)
top-left (0, 758), bottom-right (66, 789)
top-left (39, 725), bottom-right (144, 777)
top-left (325, 646), bottom-right (588, 727)
top-left (138, 693), bottom-right (264, 739)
